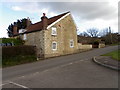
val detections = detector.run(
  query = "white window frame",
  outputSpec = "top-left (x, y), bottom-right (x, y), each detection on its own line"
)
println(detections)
top-left (70, 39), bottom-right (74, 48)
top-left (51, 27), bottom-right (57, 35)
top-left (52, 41), bottom-right (57, 50)
top-left (23, 34), bottom-right (27, 40)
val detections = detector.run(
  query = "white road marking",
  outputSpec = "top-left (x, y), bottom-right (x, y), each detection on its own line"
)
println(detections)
top-left (34, 72), bottom-right (39, 74)
top-left (58, 59), bottom-right (89, 68)
top-left (42, 70), bottom-right (49, 73)
top-left (69, 63), bottom-right (73, 65)
top-left (80, 60), bottom-right (84, 61)
top-left (9, 81), bottom-right (30, 89)
top-left (21, 76), bottom-right (25, 78)
top-left (1, 81), bottom-right (32, 89)
top-left (0, 82), bottom-right (9, 86)
top-left (2, 59), bottom-right (90, 87)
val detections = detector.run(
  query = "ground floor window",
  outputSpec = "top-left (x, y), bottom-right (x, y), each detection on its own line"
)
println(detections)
top-left (23, 34), bottom-right (27, 40)
top-left (70, 39), bottom-right (74, 48)
top-left (52, 41), bottom-right (57, 50)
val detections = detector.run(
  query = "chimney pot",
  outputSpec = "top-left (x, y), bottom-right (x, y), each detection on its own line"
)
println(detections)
top-left (41, 13), bottom-right (48, 30)
top-left (43, 13), bottom-right (46, 16)
top-left (27, 17), bottom-right (32, 27)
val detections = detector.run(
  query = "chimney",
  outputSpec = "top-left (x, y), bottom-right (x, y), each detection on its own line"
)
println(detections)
top-left (27, 17), bottom-right (32, 27)
top-left (41, 13), bottom-right (48, 30)
top-left (13, 24), bottom-right (18, 35)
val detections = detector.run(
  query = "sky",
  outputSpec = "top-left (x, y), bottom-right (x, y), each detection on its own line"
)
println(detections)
top-left (0, 0), bottom-right (119, 38)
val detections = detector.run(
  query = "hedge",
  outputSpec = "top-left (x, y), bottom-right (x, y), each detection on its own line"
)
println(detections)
top-left (2, 55), bottom-right (36, 67)
top-left (2, 45), bottom-right (37, 67)
top-left (2, 45), bottom-right (36, 58)
top-left (1, 38), bottom-right (24, 46)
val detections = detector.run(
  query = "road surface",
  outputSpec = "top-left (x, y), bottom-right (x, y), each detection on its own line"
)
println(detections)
top-left (2, 45), bottom-right (119, 88)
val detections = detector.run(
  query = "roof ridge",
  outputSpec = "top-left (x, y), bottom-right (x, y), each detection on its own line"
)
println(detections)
top-left (48, 11), bottom-right (70, 19)
top-left (29, 11), bottom-right (70, 26)
top-left (14, 11), bottom-right (70, 36)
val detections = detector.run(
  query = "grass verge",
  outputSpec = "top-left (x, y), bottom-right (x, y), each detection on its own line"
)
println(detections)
top-left (2, 55), bottom-right (37, 67)
top-left (102, 50), bottom-right (120, 61)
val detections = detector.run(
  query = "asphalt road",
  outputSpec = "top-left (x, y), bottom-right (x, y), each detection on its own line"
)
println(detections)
top-left (2, 45), bottom-right (119, 88)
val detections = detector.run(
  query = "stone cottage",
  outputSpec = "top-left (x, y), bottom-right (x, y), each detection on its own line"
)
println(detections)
top-left (13, 11), bottom-right (78, 58)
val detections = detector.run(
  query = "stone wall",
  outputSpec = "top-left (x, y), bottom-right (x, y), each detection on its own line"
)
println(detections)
top-left (99, 43), bottom-right (105, 48)
top-left (15, 14), bottom-right (78, 59)
top-left (78, 43), bottom-right (92, 50)
top-left (21, 31), bottom-right (45, 58)
top-left (44, 14), bottom-right (78, 58)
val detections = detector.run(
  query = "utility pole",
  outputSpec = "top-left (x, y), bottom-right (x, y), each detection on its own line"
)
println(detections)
top-left (109, 26), bottom-right (113, 44)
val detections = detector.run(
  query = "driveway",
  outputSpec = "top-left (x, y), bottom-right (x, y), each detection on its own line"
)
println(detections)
top-left (2, 45), bottom-right (119, 88)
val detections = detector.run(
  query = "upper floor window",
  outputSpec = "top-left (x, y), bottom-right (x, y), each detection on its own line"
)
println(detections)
top-left (51, 27), bottom-right (57, 35)
top-left (70, 39), bottom-right (74, 48)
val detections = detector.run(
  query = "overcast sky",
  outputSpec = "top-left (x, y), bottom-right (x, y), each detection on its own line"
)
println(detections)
top-left (0, 0), bottom-right (119, 38)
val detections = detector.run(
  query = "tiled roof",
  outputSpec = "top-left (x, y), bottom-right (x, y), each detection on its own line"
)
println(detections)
top-left (25, 11), bottom-right (70, 34)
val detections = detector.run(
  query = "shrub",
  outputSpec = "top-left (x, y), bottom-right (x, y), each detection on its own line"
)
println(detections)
top-left (2, 55), bottom-right (36, 67)
top-left (2, 45), bottom-right (37, 67)
top-left (1, 37), bottom-right (24, 46)
top-left (93, 41), bottom-right (99, 45)
top-left (2, 45), bottom-right (36, 58)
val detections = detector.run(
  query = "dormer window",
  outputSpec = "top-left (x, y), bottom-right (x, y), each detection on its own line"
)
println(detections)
top-left (19, 29), bottom-right (27, 34)
top-left (51, 27), bottom-right (57, 35)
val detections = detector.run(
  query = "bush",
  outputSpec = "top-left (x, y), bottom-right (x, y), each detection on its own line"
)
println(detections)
top-left (93, 41), bottom-right (99, 45)
top-left (1, 37), bottom-right (24, 46)
top-left (2, 45), bottom-right (36, 58)
top-left (2, 55), bottom-right (36, 67)
top-left (2, 45), bottom-right (37, 67)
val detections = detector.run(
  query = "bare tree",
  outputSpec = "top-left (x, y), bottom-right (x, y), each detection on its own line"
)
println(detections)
top-left (82, 31), bottom-right (90, 37)
top-left (86, 28), bottom-right (99, 37)
top-left (79, 31), bottom-right (89, 37)
top-left (99, 28), bottom-right (109, 37)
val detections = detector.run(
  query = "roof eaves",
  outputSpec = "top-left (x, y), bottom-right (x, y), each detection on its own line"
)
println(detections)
top-left (47, 12), bottom-right (70, 29)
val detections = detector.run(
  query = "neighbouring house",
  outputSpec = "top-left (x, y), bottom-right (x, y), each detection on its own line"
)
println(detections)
top-left (77, 35), bottom-right (105, 48)
top-left (12, 12), bottom-right (78, 58)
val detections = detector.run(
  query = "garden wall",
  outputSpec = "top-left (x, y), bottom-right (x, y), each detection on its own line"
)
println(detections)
top-left (99, 43), bottom-right (105, 48)
top-left (78, 43), bottom-right (92, 50)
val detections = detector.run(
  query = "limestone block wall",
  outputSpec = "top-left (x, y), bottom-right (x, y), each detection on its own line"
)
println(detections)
top-left (99, 43), bottom-right (105, 48)
top-left (22, 31), bottom-right (45, 58)
top-left (15, 14), bottom-right (79, 58)
top-left (44, 14), bottom-right (78, 58)
top-left (78, 43), bottom-right (92, 50)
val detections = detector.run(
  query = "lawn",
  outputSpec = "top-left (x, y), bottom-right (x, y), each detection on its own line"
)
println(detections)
top-left (102, 49), bottom-right (120, 61)
top-left (2, 55), bottom-right (37, 67)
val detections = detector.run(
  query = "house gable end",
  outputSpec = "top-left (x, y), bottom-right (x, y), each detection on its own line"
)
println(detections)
top-left (47, 12), bottom-right (70, 29)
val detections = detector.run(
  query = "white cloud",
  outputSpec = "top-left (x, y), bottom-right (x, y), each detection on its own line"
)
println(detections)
top-left (0, 0), bottom-right (112, 2)
top-left (0, 27), bottom-right (8, 38)
top-left (10, 2), bottom-right (119, 33)
top-left (77, 19), bottom-right (118, 33)
top-left (1, 1), bottom-right (119, 37)
top-left (12, 6), bottom-right (22, 11)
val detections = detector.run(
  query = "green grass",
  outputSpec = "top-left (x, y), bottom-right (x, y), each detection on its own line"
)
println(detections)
top-left (102, 50), bottom-right (120, 61)
top-left (2, 55), bottom-right (37, 67)
top-left (110, 43), bottom-right (120, 46)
